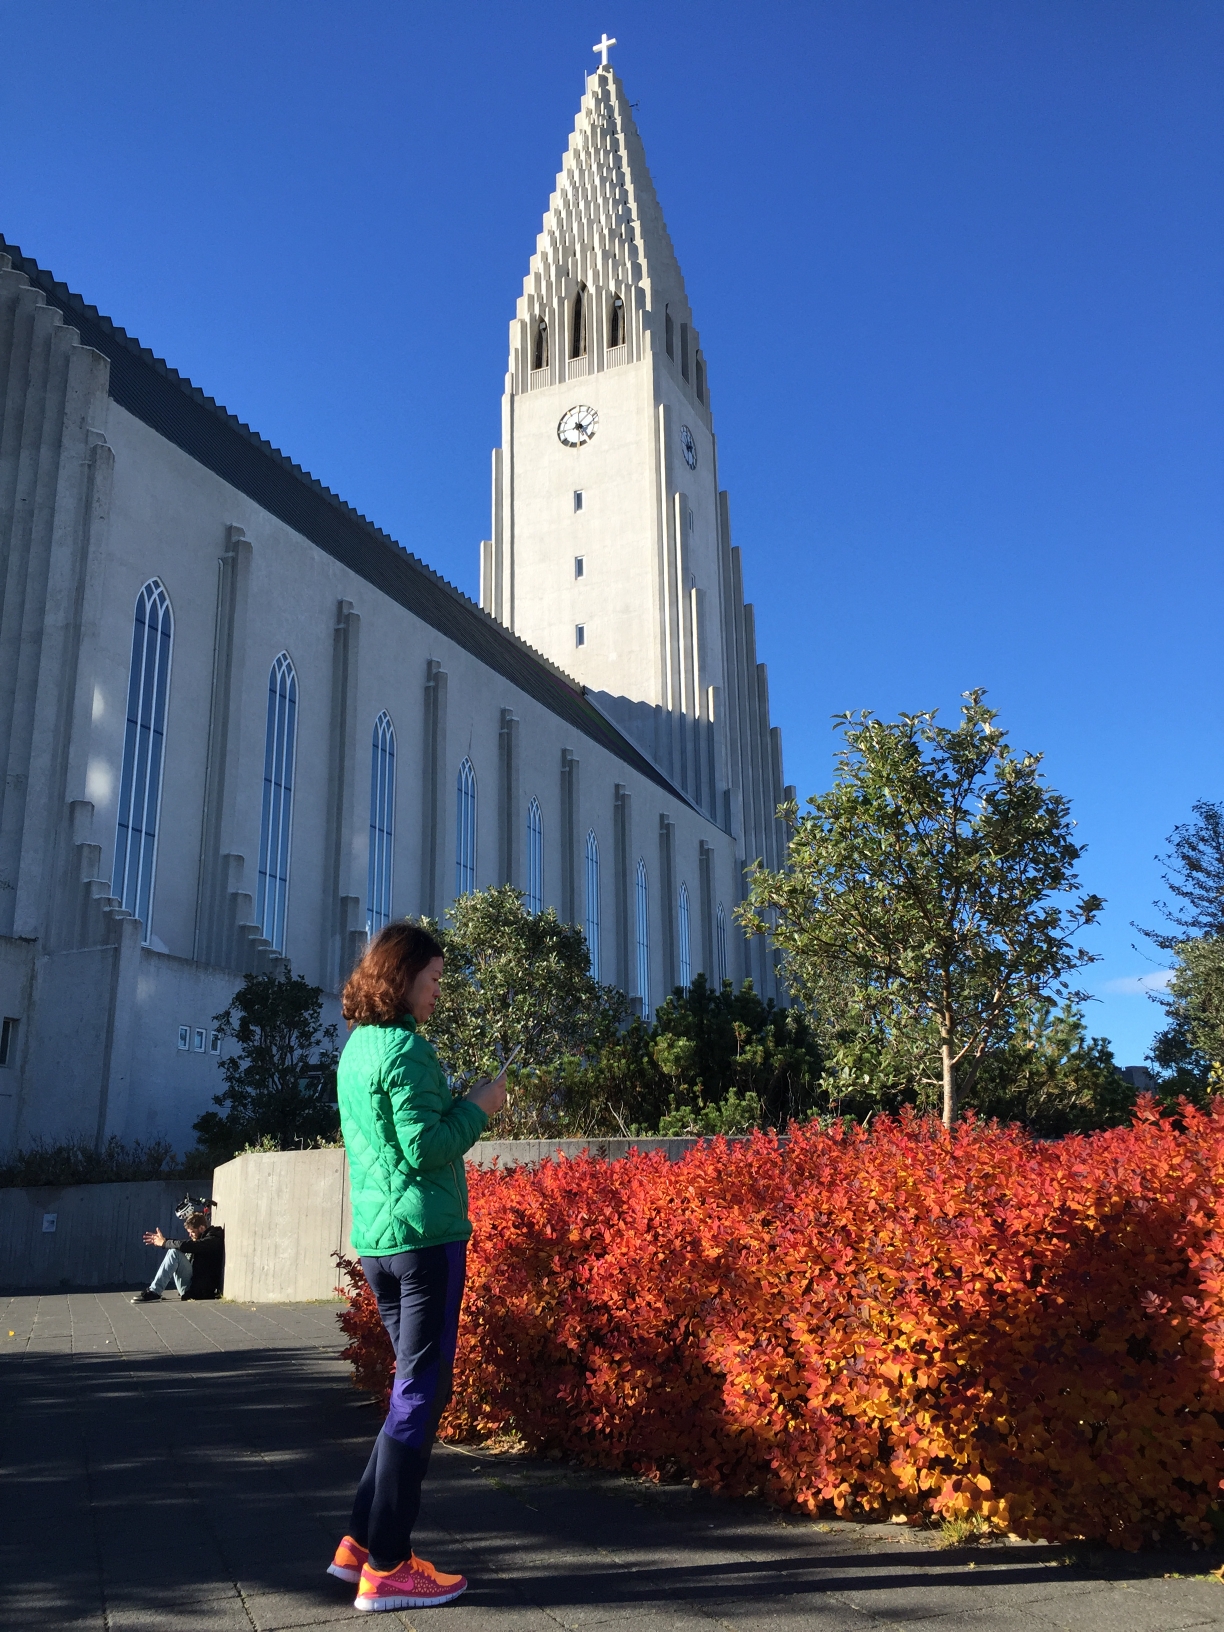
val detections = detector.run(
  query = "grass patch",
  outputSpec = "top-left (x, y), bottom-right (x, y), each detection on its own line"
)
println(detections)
top-left (934, 1513), bottom-right (995, 1549)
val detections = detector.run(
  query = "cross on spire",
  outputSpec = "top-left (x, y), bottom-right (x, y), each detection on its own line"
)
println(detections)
top-left (592, 32), bottom-right (617, 66)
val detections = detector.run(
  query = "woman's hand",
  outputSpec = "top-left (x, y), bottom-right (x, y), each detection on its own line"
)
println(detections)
top-left (468, 1069), bottom-right (508, 1116)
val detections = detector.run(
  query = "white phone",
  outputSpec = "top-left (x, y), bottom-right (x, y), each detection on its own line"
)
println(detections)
top-left (499, 1042), bottom-right (524, 1075)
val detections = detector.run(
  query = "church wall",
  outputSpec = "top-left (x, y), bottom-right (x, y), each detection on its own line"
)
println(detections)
top-left (122, 950), bottom-right (261, 1154)
top-left (1, 397), bottom-right (741, 1155)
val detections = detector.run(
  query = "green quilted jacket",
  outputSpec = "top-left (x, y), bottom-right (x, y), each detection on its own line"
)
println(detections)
top-left (338, 1016), bottom-right (488, 1256)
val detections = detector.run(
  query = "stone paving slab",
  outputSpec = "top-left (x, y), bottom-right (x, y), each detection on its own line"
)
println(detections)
top-left (3, 1291), bottom-right (1224, 1631)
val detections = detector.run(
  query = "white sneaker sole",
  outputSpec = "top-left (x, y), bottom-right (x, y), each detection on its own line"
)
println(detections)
top-left (354, 1584), bottom-right (467, 1612)
top-left (326, 1562), bottom-right (362, 1583)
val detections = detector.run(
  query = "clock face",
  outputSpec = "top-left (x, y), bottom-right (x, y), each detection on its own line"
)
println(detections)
top-left (558, 404), bottom-right (598, 448)
top-left (680, 424), bottom-right (697, 470)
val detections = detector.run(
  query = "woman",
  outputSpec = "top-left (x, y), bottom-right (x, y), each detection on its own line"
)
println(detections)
top-left (327, 921), bottom-right (506, 1614)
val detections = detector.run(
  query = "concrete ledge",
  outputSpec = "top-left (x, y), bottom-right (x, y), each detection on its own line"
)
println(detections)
top-left (212, 1148), bottom-right (349, 1303)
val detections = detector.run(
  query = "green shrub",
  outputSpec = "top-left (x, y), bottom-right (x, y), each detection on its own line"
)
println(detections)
top-left (0, 1134), bottom-right (203, 1188)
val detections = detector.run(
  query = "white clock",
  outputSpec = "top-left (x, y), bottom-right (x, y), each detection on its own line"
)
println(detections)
top-left (558, 404), bottom-right (598, 447)
top-left (680, 424), bottom-right (697, 470)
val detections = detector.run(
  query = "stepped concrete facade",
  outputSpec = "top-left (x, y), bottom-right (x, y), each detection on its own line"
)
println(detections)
top-left (0, 61), bottom-right (786, 1159)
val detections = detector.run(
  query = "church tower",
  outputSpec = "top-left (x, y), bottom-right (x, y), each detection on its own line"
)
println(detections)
top-left (481, 54), bottom-right (791, 961)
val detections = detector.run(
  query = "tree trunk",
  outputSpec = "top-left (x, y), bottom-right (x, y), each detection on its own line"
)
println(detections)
top-left (941, 1041), bottom-right (956, 1129)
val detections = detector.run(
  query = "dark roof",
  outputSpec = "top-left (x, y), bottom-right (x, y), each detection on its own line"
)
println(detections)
top-left (0, 234), bottom-right (700, 810)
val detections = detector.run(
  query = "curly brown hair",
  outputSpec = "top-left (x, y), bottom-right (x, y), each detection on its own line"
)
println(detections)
top-left (342, 922), bottom-right (444, 1028)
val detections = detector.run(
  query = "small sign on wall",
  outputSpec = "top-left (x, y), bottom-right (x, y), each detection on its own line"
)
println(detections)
top-left (42, 1213), bottom-right (57, 1233)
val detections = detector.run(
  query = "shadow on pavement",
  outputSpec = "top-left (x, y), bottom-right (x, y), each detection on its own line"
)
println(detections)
top-left (3, 1340), bottom-right (1220, 1629)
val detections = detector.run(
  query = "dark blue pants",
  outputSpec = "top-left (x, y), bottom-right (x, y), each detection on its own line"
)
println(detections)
top-left (349, 1240), bottom-right (467, 1569)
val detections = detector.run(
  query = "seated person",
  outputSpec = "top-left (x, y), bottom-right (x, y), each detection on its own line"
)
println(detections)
top-left (132, 1210), bottom-right (225, 1303)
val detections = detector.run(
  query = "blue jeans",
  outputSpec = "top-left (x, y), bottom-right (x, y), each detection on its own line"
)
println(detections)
top-left (149, 1247), bottom-right (193, 1296)
top-left (349, 1240), bottom-right (467, 1569)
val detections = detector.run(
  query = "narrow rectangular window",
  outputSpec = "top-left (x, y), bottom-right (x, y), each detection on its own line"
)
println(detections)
top-left (573, 490), bottom-right (584, 513)
top-left (636, 859), bottom-right (651, 1019)
top-left (574, 556), bottom-right (584, 578)
top-left (367, 711), bottom-right (397, 934)
top-left (256, 652), bottom-right (298, 952)
top-left (665, 309), bottom-right (674, 359)
top-left (209, 1030), bottom-right (222, 1055)
top-left (585, 831), bottom-right (600, 981)
top-left (114, 579), bottom-right (174, 941)
top-left (456, 758), bottom-right (478, 896)
top-left (680, 322), bottom-right (690, 381)
top-left (193, 1028), bottom-right (206, 1053)
top-left (177, 1025), bottom-right (190, 1051)
top-left (695, 356), bottom-right (705, 403)
top-left (0, 1017), bottom-right (17, 1066)
top-left (575, 624), bottom-right (586, 647)
top-left (687, 508), bottom-right (694, 533)
top-left (526, 799), bottom-right (543, 914)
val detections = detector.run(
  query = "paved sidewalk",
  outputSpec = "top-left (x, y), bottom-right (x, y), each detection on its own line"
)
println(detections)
top-left (4, 1292), bottom-right (1224, 1632)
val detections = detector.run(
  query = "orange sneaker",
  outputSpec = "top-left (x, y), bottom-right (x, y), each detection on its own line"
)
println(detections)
top-left (326, 1535), bottom-right (369, 1584)
top-left (354, 1553), bottom-right (468, 1611)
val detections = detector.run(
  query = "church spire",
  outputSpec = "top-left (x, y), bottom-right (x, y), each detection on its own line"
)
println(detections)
top-left (481, 60), bottom-right (788, 998)
top-left (506, 63), bottom-right (702, 397)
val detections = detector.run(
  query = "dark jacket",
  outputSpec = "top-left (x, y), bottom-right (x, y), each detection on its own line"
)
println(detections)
top-left (169, 1225), bottom-right (225, 1299)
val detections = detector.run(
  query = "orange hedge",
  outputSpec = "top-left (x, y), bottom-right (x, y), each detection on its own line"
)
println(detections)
top-left (337, 1100), bottom-right (1224, 1549)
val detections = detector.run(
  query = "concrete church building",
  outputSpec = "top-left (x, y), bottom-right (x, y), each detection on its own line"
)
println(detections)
top-left (0, 55), bottom-right (789, 1157)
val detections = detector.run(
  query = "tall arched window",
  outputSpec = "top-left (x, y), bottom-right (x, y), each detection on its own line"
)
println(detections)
top-left (635, 858), bottom-right (650, 1018)
top-left (571, 284), bottom-right (588, 358)
top-left (678, 883), bottom-right (691, 990)
top-left (533, 317), bottom-right (549, 371)
top-left (256, 652), bottom-right (297, 952)
top-left (609, 295), bottom-right (625, 349)
top-left (525, 798), bottom-right (543, 913)
top-left (113, 578), bottom-right (173, 938)
top-left (455, 758), bottom-right (477, 896)
top-left (716, 902), bottom-right (728, 985)
top-left (367, 710), bottom-right (396, 935)
top-left (585, 830), bottom-right (600, 980)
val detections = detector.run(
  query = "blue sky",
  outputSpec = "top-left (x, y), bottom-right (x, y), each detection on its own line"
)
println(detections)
top-left (2, 1), bottom-right (1220, 1064)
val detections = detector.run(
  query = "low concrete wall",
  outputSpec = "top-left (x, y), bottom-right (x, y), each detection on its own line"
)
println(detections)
top-left (213, 1137), bottom-right (736, 1303)
top-left (211, 1148), bottom-right (350, 1304)
top-left (0, 1179), bottom-right (197, 1290)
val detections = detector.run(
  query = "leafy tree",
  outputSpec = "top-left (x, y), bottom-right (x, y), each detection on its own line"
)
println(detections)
top-left (969, 1000), bottom-right (1132, 1137)
top-left (192, 967), bottom-right (340, 1164)
top-left (1148, 1010), bottom-right (1210, 1095)
top-left (477, 977), bottom-right (823, 1140)
top-left (647, 974), bottom-right (823, 1131)
top-left (1149, 936), bottom-right (1224, 1104)
top-left (424, 886), bottom-right (625, 1093)
top-left (1139, 802), bottom-right (1224, 1102)
top-left (741, 691), bottom-right (1103, 1127)
top-left (423, 891), bottom-right (823, 1138)
top-left (491, 1020), bottom-right (664, 1140)
top-left (1139, 800), bottom-right (1224, 949)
